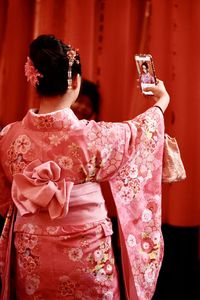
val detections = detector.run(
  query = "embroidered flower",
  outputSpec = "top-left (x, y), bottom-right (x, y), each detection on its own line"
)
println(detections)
top-left (14, 135), bottom-right (31, 154)
top-left (58, 156), bottom-right (73, 170)
top-left (142, 252), bottom-right (150, 263)
top-left (144, 266), bottom-right (156, 284)
top-left (96, 268), bottom-right (107, 282)
top-left (142, 209), bottom-right (153, 223)
top-left (151, 231), bottom-right (161, 244)
top-left (68, 143), bottom-right (80, 157)
top-left (100, 237), bottom-right (111, 252)
top-left (35, 115), bottom-right (54, 128)
top-left (127, 234), bottom-right (137, 247)
top-left (15, 234), bottom-right (27, 253)
top-left (58, 275), bottom-right (75, 296)
top-left (68, 248), bottom-right (83, 261)
top-left (129, 167), bottom-right (138, 178)
top-left (103, 290), bottom-right (114, 300)
top-left (20, 255), bottom-right (38, 273)
top-left (21, 223), bottom-right (36, 234)
top-left (104, 261), bottom-right (113, 275)
top-left (119, 186), bottom-right (132, 204)
top-left (93, 249), bottom-right (104, 262)
top-left (25, 274), bottom-right (40, 295)
top-left (48, 134), bottom-right (61, 146)
top-left (141, 237), bottom-right (154, 253)
top-left (130, 178), bottom-right (141, 195)
top-left (23, 234), bottom-right (38, 249)
top-left (46, 226), bottom-right (60, 235)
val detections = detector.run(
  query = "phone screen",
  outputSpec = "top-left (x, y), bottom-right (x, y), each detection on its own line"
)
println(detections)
top-left (135, 54), bottom-right (157, 95)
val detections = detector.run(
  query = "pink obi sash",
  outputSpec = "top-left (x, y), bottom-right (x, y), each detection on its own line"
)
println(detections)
top-left (12, 159), bottom-right (108, 232)
top-left (14, 181), bottom-right (108, 232)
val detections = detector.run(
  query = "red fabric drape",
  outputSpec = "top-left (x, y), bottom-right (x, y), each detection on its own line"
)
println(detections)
top-left (147, 0), bottom-right (200, 226)
top-left (0, 0), bottom-right (199, 226)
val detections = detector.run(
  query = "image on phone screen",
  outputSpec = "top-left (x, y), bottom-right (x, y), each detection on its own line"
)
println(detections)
top-left (135, 54), bottom-right (157, 95)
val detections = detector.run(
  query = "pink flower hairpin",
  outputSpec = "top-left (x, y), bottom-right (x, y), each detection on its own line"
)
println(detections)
top-left (24, 57), bottom-right (43, 87)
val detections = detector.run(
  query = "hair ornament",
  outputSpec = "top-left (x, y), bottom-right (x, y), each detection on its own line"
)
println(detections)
top-left (67, 47), bottom-right (79, 89)
top-left (24, 57), bottom-right (43, 87)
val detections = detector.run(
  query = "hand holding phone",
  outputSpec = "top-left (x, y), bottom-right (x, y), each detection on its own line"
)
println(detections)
top-left (135, 54), bottom-right (157, 95)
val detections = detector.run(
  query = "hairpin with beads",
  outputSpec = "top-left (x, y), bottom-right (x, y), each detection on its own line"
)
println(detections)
top-left (67, 47), bottom-right (80, 89)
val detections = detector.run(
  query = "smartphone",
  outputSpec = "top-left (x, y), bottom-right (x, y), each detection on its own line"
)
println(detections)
top-left (134, 54), bottom-right (157, 95)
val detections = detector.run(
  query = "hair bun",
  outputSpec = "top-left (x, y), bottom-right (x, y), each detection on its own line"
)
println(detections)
top-left (28, 34), bottom-right (81, 96)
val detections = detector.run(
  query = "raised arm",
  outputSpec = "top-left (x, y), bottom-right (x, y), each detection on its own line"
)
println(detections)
top-left (143, 79), bottom-right (170, 113)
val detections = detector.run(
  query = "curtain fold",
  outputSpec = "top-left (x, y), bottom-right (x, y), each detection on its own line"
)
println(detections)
top-left (148, 0), bottom-right (200, 226)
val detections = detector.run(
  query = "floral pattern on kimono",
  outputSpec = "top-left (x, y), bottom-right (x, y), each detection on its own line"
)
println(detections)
top-left (0, 106), bottom-right (164, 300)
top-left (14, 219), bottom-right (119, 299)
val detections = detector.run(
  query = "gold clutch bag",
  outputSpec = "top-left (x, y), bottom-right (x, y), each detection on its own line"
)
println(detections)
top-left (162, 134), bottom-right (186, 183)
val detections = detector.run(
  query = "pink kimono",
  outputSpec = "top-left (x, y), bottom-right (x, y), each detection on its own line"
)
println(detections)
top-left (0, 106), bottom-right (164, 300)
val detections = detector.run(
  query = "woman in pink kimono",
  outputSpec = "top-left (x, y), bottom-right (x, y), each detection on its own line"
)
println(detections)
top-left (0, 35), bottom-right (169, 300)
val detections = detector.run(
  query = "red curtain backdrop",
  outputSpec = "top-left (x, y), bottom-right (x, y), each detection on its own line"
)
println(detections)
top-left (0, 0), bottom-right (199, 227)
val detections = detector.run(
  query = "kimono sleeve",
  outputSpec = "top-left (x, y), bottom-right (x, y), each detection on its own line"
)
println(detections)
top-left (109, 106), bottom-right (165, 300)
top-left (84, 119), bottom-right (133, 181)
top-left (85, 107), bottom-right (164, 184)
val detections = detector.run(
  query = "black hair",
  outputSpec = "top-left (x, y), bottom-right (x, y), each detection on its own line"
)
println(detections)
top-left (141, 61), bottom-right (149, 70)
top-left (29, 34), bottom-right (81, 96)
top-left (79, 79), bottom-right (100, 116)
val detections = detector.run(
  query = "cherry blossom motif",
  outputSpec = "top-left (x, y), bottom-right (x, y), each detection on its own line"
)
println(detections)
top-left (19, 255), bottom-right (38, 274)
top-left (141, 237), bottom-right (154, 253)
top-left (151, 231), bottom-right (161, 244)
top-left (23, 233), bottom-right (38, 249)
top-left (58, 156), bottom-right (73, 170)
top-left (46, 226), bottom-right (60, 235)
top-left (120, 186), bottom-right (135, 205)
top-left (103, 290), bottom-right (113, 300)
top-left (141, 208), bottom-right (153, 223)
top-left (95, 268), bottom-right (107, 283)
top-left (48, 134), bottom-right (61, 146)
top-left (127, 234), bottom-right (137, 248)
top-left (144, 265), bottom-right (156, 284)
top-left (58, 275), bottom-right (75, 297)
top-left (14, 135), bottom-right (31, 154)
top-left (34, 115), bottom-right (54, 129)
top-left (21, 223), bottom-right (36, 234)
top-left (104, 261), bottom-right (113, 275)
top-left (25, 274), bottom-right (40, 295)
top-left (25, 57), bottom-right (43, 87)
top-left (93, 249), bottom-right (104, 262)
top-left (68, 248), bottom-right (83, 261)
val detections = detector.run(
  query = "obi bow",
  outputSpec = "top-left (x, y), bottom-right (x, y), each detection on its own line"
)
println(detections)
top-left (12, 159), bottom-right (74, 219)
